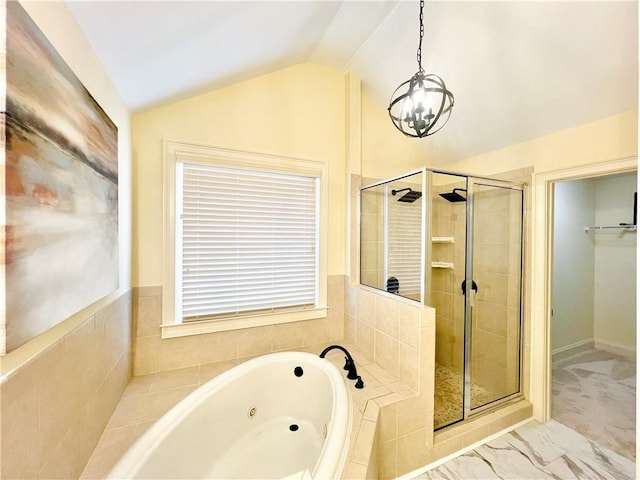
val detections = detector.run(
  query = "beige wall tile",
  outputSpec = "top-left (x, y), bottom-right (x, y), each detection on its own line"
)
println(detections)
top-left (345, 284), bottom-right (358, 318)
top-left (64, 316), bottom-right (96, 355)
top-left (328, 274), bottom-right (346, 314)
top-left (420, 325), bottom-right (436, 370)
top-left (134, 335), bottom-right (160, 376)
top-left (157, 335), bottom-right (200, 371)
top-left (358, 289), bottom-right (377, 326)
top-left (356, 320), bottom-right (374, 362)
top-left (375, 296), bottom-right (400, 339)
top-left (396, 428), bottom-right (428, 476)
top-left (237, 326), bottom-right (274, 358)
top-left (351, 418), bottom-right (377, 466)
top-left (197, 329), bottom-right (241, 364)
top-left (374, 331), bottom-right (399, 380)
top-left (378, 403), bottom-right (397, 441)
top-left (398, 344), bottom-right (419, 392)
top-left (329, 312), bottom-right (345, 341)
top-left (341, 462), bottom-right (368, 480)
top-left (300, 318), bottom-right (331, 346)
top-left (378, 440), bottom-right (397, 480)
top-left (1, 382), bottom-right (41, 479)
top-left (136, 295), bottom-right (161, 337)
top-left (419, 307), bottom-right (436, 328)
top-left (2, 292), bottom-right (132, 480)
top-left (345, 313), bottom-right (357, 345)
top-left (398, 304), bottom-right (420, 348)
top-left (397, 395), bottom-right (429, 437)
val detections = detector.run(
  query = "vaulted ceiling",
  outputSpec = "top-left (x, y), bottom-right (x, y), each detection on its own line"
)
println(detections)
top-left (67, 1), bottom-right (638, 163)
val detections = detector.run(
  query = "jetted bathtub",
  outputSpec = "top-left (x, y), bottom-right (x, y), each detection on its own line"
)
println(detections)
top-left (107, 351), bottom-right (353, 479)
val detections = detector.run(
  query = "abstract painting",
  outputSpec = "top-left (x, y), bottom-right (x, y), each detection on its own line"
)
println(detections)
top-left (2, 2), bottom-right (118, 352)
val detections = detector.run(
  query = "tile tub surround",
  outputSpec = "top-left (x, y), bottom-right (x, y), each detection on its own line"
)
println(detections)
top-left (414, 419), bottom-right (635, 480)
top-left (133, 275), bottom-right (346, 375)
top-left (551, 348), bottom-right (636, 460)
top-left (81, 341), bottom-right (413, 479)
top-left (0, 291), bottom-right (132, 480)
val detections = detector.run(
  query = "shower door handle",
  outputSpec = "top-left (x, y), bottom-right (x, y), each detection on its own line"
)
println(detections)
top-left (461, 280), bottom-right (478, 295)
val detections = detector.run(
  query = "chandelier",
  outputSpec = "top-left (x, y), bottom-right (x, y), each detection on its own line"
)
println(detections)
top-left (388, 0), bottom-right (454, 138)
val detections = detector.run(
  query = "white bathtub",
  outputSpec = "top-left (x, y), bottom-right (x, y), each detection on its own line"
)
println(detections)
top-left (107, 351), bottom-right (353, 479)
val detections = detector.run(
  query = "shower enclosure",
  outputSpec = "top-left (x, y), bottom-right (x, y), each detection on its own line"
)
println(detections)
top-left (360, 168), bottom-right (525, 430)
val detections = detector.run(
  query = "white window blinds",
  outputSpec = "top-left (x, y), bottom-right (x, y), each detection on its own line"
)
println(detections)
top-left (178, 162), bottom-right (319, 322)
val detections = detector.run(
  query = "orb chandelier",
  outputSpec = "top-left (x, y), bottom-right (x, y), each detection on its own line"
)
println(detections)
top-left (388, 0), bottom-right (454, 138)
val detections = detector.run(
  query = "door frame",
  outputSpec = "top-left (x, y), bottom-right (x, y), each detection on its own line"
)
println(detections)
top-left (529, 155), bottom-right (637, 422)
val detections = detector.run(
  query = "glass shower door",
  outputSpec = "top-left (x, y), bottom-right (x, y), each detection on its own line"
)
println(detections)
top-left (431, 172), bottom-right (468, 429)
top-left (466, 181), bottom-right (524, 411)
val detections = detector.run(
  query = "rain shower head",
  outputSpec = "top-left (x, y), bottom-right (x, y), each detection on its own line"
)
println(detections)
top-left (391, 188), bottom-right (422, 203)
top-left (439, 188), bottom-right (467, 203)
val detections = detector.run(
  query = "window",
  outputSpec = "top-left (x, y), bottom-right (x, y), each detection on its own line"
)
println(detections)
top-left (162, 141), bottom-right (328, 338)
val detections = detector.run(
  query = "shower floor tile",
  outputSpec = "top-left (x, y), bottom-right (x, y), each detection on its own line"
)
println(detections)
top-left (551, 348), bottom-right (636, 461)
top-left (434, 365), bottom-right (495, 429)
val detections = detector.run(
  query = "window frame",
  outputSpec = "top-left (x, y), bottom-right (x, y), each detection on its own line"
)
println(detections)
top-left (162, 140), bottom-right (328, 339)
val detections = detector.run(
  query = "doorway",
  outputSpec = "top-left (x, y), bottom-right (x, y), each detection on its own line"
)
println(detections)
top-left (550, 171), bottom-right (636, 460)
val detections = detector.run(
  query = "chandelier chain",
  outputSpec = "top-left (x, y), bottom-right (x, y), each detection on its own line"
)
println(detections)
top-left (417, 0), bottom-right (424, 72)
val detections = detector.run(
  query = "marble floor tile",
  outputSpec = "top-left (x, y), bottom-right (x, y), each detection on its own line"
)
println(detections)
top-left (416, 419), bottom-right (635, 480)
top-left (551, 349), bottom-right (635, 460)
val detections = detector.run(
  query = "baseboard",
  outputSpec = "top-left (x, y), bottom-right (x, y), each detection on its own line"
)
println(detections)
top-left (552, 338), bottom-right (594, 363)
top-left (594, 339), bottom-right (636, 359)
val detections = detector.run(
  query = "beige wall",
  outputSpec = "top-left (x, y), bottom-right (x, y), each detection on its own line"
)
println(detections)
top-left (360, 85), bottom-right (426, 182)
top-left (431, 111), bottom-right (638, 176)
top-left (593, 173), bottom-right (637, 352)
top-left (132, 62), bottom-right (347, 286)
top-left (130, 63), bottom-right (349, 374)
top-left (552, 179), bottom-right (596, 352)
top-left (1, 2), bottom-right (133, 477)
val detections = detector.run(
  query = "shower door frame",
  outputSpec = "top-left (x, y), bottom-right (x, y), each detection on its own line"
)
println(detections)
top-left (461, 176), bottom-right (527, 422)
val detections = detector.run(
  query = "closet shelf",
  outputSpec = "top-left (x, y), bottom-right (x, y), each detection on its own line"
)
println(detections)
top-left (432, 236), bottom-right (454, 243)
top-left (431, 261), bottom-right (454, 269)
top-left (584, 225), bottom-right (637, 232)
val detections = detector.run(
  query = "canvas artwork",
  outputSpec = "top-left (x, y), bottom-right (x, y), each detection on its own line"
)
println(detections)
top-left (3, 2), bottom-right (119, 352)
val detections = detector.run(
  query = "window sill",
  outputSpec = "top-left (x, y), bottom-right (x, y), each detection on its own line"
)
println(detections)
top-left (160, 306), bottom-right (329, 339)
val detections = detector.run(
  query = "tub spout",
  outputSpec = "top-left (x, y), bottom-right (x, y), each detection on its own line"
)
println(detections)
top-left (319, 345), bottom-right (364, 389)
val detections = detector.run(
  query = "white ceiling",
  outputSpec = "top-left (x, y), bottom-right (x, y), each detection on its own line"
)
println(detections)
top-left (67, 1), bottom-right (638, 164)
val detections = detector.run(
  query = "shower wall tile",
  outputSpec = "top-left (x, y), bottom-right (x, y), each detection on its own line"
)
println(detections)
top-left (0, 291), bottom-right (132, 480)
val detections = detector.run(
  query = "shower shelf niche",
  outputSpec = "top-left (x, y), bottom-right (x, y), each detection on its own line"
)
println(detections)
top-left (432, 236), bottom-right (455, 243)
top-left (431, 261), bottom-right (454, 269)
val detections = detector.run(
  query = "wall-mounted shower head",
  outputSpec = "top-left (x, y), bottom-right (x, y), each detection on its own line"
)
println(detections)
top-left (391, 188), bottom-right (422, 203)
top-left (439, 188), bottom-right (467, 203)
